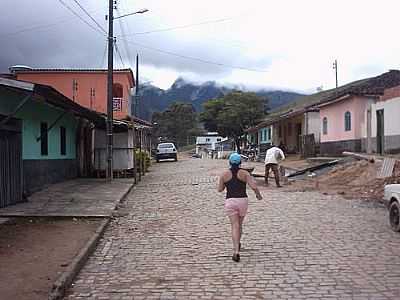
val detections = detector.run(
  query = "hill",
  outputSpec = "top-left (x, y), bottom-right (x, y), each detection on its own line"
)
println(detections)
top-left (136, 78), bottom-right (305, 120)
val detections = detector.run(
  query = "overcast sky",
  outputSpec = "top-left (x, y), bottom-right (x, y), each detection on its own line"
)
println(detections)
top-left (1, 0), bottom-right (400, 92)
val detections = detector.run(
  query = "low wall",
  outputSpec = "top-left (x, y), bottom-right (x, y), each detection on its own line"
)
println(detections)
top-left (23, 159), bottom-right (78, 195)
top-left (320, 139), bottom-right (361, 156)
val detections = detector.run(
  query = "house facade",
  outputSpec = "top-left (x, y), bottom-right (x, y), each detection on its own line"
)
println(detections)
top-left (196, 133), bottom-right (224, 154)
top-left (11, 66), bottom-right (135, 120)
top-left (319, 95), bottom-right (372, 154)
top-left (367, 85), bottom-right (400, 154)
top-left (318, 70), bottom-right (400, 155)
top-left (0, 78), bottom-right (101, 207)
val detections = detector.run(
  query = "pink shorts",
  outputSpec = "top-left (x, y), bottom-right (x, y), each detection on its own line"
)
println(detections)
top-left (224, 197), bottom-right (248, 217)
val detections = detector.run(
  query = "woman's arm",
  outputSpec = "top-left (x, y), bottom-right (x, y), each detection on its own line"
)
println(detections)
top-left (217, 174), bottom-right (226, 192)
top-left (245, 172), bottom-right (263, 200)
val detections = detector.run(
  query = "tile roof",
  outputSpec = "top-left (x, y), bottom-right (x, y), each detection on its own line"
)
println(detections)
top-left (250, 69), bottom-right (400, 130)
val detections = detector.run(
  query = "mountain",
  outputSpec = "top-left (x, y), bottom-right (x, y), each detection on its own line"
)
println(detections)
top-left (136, 78), bottom-right (305, 120)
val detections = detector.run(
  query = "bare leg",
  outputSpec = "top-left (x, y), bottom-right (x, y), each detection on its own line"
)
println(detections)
top-left (229, 214), bottom-right (240, 255)
top-left (239, 216), bottom-right (245, 241)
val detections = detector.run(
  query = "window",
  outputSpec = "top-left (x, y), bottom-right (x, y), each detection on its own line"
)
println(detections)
top-left (113, 83), bottom-right (123, 112)
top-left (60, 126), bottom-right (66, 155)
top-left (206, 138), bottom-right (210, 142)
top-left (217, 138), bottom-right (221, 142)
top-left (267, 128), bottom-right (272, 140)
top-left (40, 122), bottom-right (48, 156)
top-left (322, 117), bottom-right (328, 135)
top-left (344, 111), bottom-right (351, 131)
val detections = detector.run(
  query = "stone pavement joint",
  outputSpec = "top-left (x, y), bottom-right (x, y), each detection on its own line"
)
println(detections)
top-left (67, 158), bottom-right (400, 299)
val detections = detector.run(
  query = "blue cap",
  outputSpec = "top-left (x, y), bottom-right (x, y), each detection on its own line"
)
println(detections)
top-left (229, 153), bottom-right (241, 165)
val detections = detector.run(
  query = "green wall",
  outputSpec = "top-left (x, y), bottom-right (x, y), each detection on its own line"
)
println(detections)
top-left (0, 88), bottom-right (78, 160)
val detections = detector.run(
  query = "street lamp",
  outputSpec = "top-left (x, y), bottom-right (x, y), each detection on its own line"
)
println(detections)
top-left (114, 8), bottom-right (149, 20)
top-left (106, 2), bottom-right (148, 181)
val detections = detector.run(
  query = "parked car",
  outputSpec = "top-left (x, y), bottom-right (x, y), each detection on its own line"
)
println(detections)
top-left (383, 184), bottom-right (400, 231)
top-left (156, 142), bottom-right (178, 162)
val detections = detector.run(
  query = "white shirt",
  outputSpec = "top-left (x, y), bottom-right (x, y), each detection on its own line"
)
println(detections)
top-left (264, 147), bottom-right (285, 164)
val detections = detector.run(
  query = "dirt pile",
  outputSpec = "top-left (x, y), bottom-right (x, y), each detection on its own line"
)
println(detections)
top-left (288, 159), bottom-right (400, 201)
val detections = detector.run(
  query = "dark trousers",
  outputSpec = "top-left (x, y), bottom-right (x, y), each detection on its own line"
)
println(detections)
top-left (265, 163), bottom-right (280, 186)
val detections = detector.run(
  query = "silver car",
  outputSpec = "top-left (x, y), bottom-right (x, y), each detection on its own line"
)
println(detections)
top-left (384, 184), bottom-right (400, 231)
top-left (156, 142), bottom-right (178, 162)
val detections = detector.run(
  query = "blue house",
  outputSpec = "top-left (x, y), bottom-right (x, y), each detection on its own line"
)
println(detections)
top-left (0, 77), bottom-right (102, 207)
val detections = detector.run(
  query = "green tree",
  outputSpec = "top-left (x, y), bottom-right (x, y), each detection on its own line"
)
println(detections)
top-left (200, 91), bottom-right (267, 152)
top-left (152, 102), bottom-right (199, 147)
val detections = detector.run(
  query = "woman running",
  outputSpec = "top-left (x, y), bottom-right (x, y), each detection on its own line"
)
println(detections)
top-left (218, 153), bottom-right (263, 262)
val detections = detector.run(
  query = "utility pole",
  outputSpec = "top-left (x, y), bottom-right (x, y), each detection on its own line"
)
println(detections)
top-left (135, 54), bottom-right (139, 117)
top-left (106, 0), bottom-right (114, 181)
top-left (333, 59), bottom-right (338, 88)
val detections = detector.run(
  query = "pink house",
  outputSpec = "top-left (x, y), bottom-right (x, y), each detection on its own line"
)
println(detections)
top-left (317, 70), bottom-right (400, 155)
top-left (10, 67), bottom-right (135, 120)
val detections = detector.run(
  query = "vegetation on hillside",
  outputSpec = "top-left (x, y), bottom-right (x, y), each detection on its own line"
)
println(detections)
top-left (152, 102), bottom-right (201, 147)
top-left (200, 91), bottom-right (267, 152)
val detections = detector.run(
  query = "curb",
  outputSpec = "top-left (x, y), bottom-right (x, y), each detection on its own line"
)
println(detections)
top-left (48, 181), bottom-right (135, 300)
top-left (48, 217), bottom-right (110, 300)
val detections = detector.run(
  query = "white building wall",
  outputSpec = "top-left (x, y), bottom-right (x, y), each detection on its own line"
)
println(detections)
top-left (305, 111), bottom-right (321, 143)
top-left (369, 97), bottom-right (400, 138)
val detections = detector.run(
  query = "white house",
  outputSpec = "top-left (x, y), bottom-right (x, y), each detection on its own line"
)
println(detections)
top-left (196, 132), bottom-right (226, 154)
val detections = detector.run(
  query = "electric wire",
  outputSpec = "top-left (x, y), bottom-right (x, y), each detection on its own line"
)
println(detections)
top-left (114, 42), bottom-right (125, 67)
top-left (120, 39), bottom-right (268, 73)
top-left (115, 7), bottom-right (134, 67)
top-left (0, 7), bottom-right (104, 38)
top-left (100, 39), bottom-right (108, 68)
top-left (71, 0), bottom-right (107, 34)
top-left (57, 0), bottom-right (106, 36)
top-left (116, 17), bottom-right (233, 37)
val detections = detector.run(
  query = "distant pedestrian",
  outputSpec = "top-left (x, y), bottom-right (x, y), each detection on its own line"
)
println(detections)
top-left (264, 145), bottom-right (285, 187)
top-left (218, 153), bottom-right (263, 262)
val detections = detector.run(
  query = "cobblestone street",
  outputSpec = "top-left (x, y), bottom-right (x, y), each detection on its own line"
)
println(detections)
top-left (67, 157), bottom-right (400, 300)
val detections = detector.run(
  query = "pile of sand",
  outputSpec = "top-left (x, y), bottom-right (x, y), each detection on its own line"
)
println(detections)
top-left (288, 159), bottom-right (400, 201)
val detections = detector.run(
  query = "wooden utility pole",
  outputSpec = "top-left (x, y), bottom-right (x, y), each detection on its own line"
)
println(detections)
top-left (333, 59), bottom-right (338, 88)
top-left (106, 0), bottom-right (114, 181)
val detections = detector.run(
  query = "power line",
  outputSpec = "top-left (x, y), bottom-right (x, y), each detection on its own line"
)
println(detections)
top-left (121, 38), bottom-right (268, 73)
top-left (57, 0), bottom-right (106, 36)
top-left (114, 42), bottom-right (125, 67)
top-left (0, 7), bottom-right (104, 38)
top-left (71, 0), bottom-right (107, 34)
top-left (115, 8), bottom-right (134, 67)
top-left (116, 17), bottom-right (233, 37)
top-left (100, 39), bottom-right (108, 68)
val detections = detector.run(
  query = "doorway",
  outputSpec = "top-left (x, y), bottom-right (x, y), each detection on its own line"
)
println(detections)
top-left (376, 109), bottom-right (384, 155)
top-left (0, 118), bottom-right (23, 208)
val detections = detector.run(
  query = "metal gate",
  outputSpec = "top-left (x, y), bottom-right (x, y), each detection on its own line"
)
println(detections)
top-left (0, 126), bottom-right (23, 208)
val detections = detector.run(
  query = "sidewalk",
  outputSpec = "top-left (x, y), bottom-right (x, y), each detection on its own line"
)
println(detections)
top-left (0, 178), bottom-right (134, 217)
top-left (0, 177), bottom-right (135, 300)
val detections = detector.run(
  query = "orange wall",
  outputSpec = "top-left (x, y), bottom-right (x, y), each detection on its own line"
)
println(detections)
top-left (16, 71), bottom-right (134, 120)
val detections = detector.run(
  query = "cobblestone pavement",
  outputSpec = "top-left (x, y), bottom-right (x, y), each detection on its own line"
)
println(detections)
top-left (67, 157), bottom-right (400, 300)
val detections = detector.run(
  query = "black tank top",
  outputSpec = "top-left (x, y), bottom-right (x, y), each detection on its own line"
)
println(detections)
top-left (225, 168), bottom-right (248, 199)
